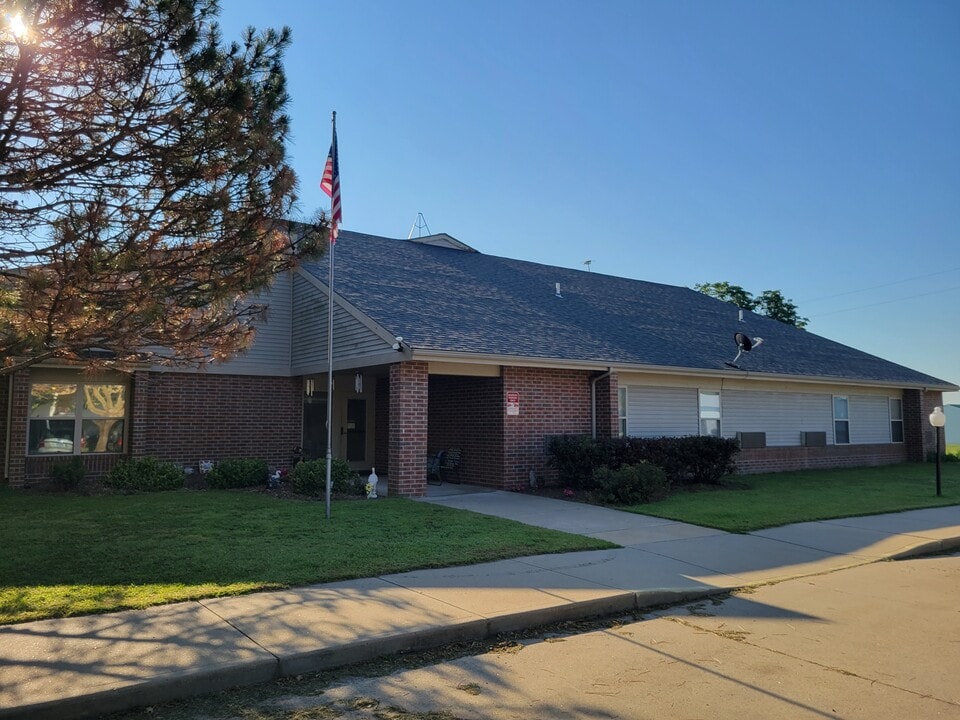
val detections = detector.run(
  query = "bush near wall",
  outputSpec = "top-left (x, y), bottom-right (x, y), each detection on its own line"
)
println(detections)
top-left (621, 436), bottom-right (739, 484)
top-left (207, 458), bottom-right (269, 489)
top-left (292, 459), bottom-right (364, 496)
top-left (546, 434), bottom-right (739, 489)
top-left (105, 457), bottom-right (184, 492)
top-left (593, 462), bottom-right (671, 505)
top-left (546, 435), bottom-right (617, 489)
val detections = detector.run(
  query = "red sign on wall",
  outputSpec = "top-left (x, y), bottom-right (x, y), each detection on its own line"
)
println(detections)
top-left (506, 391), bottom-right (520, 416)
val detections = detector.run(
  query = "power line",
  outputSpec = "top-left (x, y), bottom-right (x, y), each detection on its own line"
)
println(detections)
top-left (802, 266), bottom-right (960, 304)
top-left (810, 284), bottom-right (960, 318)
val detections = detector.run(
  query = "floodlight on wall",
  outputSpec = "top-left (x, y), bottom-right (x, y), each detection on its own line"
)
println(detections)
top-left (392, 336), bottom-right (405, 352)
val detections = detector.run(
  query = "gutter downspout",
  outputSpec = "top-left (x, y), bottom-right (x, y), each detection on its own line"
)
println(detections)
top-left (590, 368), bottom-right (613, 440)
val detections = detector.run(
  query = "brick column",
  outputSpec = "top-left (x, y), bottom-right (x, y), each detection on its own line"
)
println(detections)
top-left (388, 361), bottom-right (428, 497)
top-left (129, 370), bottom-right (152, 458)
top-left (6, 369), bottom-right (30, 487)
top-left (903, 389), bottom-right (945, 462)
top-left (594, 372), bottom-right (620, 440)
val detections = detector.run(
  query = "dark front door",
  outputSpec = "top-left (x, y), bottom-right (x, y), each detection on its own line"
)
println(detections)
top-left (302, 396), bottom-right (327, 461)
top-left (346, 398), bottom-right (366, 462)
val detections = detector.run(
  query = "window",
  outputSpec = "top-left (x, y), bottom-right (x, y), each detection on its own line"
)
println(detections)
top-left (889, 398), bottom-right (904, 443)
top-left (29, 382), bottom-right (126, 455)
top-left (618, 387), bottom-right (628, 438)
top-left (833, 396), bottom-right (850, 444)
top-left (699, 390), bottom-right (721, 437)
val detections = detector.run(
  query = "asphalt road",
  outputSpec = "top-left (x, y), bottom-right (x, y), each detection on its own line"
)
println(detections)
top-left (240, 552), bottom-right (960, 720)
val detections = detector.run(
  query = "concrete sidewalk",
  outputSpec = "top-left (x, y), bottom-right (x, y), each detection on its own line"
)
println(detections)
top-left (2, 491), bottom-right (959, 720)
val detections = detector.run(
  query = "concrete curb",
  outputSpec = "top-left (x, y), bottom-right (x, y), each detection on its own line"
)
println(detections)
top-left (1, 532), bottom-right (957, 720)
top-left (0, 657), bottom-right (278, 720)
top-left (888, 535), bottom-right (960, 561)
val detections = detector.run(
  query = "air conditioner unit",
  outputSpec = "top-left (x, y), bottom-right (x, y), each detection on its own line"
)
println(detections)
top-left (801, 431), bottom-right (827, 447)
top-left (737, 431), bottom-right (767, 449)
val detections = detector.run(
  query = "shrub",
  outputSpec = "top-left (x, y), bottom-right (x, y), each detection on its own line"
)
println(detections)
top-left (546, 435), bottom-right (617, 489)
top-left (50, 457), bottom-right (86, 492)
top-left (292, 459), bottom-right (364, 496)
top-left (207, 458), bottom-right (269, 489)
top-left (105, 457), bottom-right (184, 492)
top-left (620, 436), bottom-right (738, 485)
top-left (593, 462), bottom-right (671, 505)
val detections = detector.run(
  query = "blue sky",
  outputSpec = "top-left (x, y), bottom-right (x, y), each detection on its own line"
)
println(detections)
top-left (220, 0), bottom-right (959, 403)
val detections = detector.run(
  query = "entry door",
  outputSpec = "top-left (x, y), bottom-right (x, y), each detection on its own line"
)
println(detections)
top-left (345, 398), bottom-right (366, 462)
top-left (302, 396), bottom-right (327, 460)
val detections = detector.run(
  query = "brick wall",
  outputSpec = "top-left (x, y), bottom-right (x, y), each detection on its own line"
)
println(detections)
top-left (135, 371), bottom-right (302, 470)
top-left (594, 372), bottom-right (619, 439)
top-left (388, 361), bottom-right (428, 497)
top-left (736, 443), bottom-right (908, 474)
top-left (501, 366), bottom-right (593, 490)
top-left (429, 375), bottom-right (504, 488)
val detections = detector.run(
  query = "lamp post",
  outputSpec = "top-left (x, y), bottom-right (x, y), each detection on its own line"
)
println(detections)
top-left (929, 406), bottom-right (946, 497)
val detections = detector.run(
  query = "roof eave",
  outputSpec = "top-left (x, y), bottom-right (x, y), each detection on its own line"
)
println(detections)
top-left (411, 349), bottom-right (958, 392)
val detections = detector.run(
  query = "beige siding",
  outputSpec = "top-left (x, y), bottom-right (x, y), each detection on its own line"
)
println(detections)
top-left (722, 390), bottom-right (833, 446)
top-left (291, 273), bottom-right (391, 375)
top-left (208, 273), bottom-right (293, 376)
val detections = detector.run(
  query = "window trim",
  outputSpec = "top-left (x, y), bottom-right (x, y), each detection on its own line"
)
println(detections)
top-left (833, 395), bottom-right (850, 445)
top-left (889, 397), bottom-right (904, 444)
top-left (699, 389), bottom-right (721, 438)
top-left (28, 380), bottom-right (128, 456)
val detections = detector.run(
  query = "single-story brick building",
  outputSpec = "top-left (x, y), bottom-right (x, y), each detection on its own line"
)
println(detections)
top-left (4, 229), bottom-right (956, 495)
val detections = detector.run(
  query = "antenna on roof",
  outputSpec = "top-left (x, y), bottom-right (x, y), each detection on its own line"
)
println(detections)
top-left (726, 332), bottom-right (764, 369)
top-left (407, 212), bottom-right (431, 239)
top-left (584, 260), bottom-right (592, 272)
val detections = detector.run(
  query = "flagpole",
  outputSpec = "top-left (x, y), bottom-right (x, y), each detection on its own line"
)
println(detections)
top-left (324, 111), bottom-right (337, 521)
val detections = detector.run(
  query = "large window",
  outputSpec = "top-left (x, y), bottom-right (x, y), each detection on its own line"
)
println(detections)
top-left (699, 390), bottom-right (721, 437)
top-left (29, 382), bottom-right (126, 455)
top-left (618, 387), bottom-right (628, 438)
top-left (889, 398), bottom-right (904, 443)
top-left (833, 396), bottom-right (850, 444)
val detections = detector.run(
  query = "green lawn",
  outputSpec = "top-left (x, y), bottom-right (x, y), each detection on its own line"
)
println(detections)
top-left (0, 490), bottom-right (613, 625)
top-left (633, 462), bottom-right (960, 533)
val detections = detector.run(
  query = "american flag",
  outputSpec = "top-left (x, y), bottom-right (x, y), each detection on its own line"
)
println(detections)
top-left (320, 122), bottom-right (341, 244)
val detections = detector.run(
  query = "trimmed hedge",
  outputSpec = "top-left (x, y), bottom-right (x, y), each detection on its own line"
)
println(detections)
top-left (621, 436), bottom-right (739, 484)
top-left (292, 458), bottom-right (364, 496)
top-left (547, 434), bottom-right (739, 488)
top-left (545, 435), bottom-right (616, 489)
top-left (207, 458), bottom-right (269, 489)
top-left (105, 457), bottom-right (184, 492)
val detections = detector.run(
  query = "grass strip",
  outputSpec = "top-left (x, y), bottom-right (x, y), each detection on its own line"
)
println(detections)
top-left (632, 462), bottom-right (960, 532)
top-left (0, 490), bottom-right (613, 624)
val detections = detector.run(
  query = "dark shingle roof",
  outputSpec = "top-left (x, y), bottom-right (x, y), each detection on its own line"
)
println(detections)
top-left (300, 231), bottom-right (955, 389)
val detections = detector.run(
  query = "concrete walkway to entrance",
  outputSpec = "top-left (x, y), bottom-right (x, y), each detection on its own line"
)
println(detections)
top-left (2, 486), bottom-right (958, 720)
